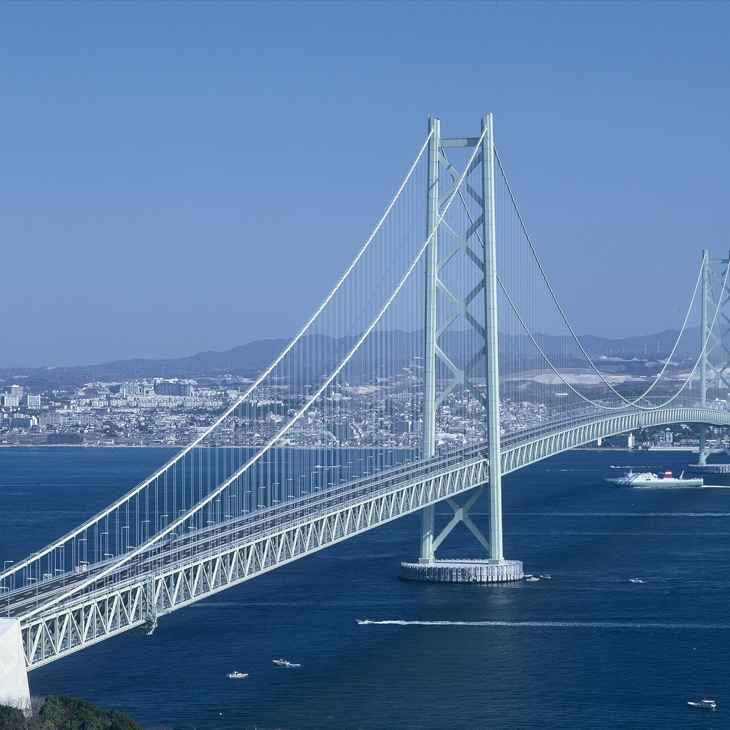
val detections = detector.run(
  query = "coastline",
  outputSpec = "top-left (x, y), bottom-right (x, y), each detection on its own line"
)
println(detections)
top-left (0, 443), bottom-right (179, 448)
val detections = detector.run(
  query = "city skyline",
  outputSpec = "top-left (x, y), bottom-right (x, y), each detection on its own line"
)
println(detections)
top-left (2, 1), bottom-right (729, 367)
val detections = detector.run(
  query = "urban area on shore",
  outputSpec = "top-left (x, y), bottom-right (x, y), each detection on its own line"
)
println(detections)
top-left (0, 374), bottom-right (715, 450)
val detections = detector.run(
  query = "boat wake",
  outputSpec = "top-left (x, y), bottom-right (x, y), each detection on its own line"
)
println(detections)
top-left (506, 511), bottom-right (730, 517)
top-left (356, 619), bottom-right (730, 629)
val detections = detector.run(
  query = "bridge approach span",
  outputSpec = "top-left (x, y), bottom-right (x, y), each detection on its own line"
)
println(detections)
top-left (11, 404), bottom-right (729, 669)
top-left (502, 405), bottom-right (730, 473)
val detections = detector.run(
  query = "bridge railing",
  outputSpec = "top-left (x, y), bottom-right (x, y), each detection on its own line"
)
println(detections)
top-left (6, 395), bottom-right (730, 620)
top-left (0, 131), bottom-right (439, 600)
top-left (499, 396), bottom-right (716, 450)
top-left (7, 394), bottom-right (723, 608)
top-left (3, 442), bottom-right (491, 615)
top-left (3, 393), bottom-right (722, 604)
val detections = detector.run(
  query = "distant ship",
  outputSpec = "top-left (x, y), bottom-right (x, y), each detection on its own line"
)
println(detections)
top-left (273, 659), bottom-right (301, 668)
top-left (687, 699), bottom-right (716, 709)
top-left (605, 470), bottom-right (703, 488)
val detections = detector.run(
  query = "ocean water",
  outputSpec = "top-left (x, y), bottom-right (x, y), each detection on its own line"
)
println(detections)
top-left (1, 446), bottom-right (729, 730)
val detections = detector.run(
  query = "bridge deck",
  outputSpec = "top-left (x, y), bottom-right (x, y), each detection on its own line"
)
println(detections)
top-left (5, 403), bottom-right (730, 668)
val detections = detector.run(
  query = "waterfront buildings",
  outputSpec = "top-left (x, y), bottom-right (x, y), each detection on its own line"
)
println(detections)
top-left (0, 376), bottom-right (722, 449)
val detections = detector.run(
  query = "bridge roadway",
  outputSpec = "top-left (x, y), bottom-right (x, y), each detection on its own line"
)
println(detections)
top-left (6, 402), bottom-right (730, 669)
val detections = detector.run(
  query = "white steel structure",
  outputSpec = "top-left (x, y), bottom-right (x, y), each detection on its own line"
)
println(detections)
top-left (419, 115), bottom-right (508, 570)
top-left (5, 401), bottom-right (730, 668)
top-left (2, 116), bottom-right (730, 670)
top-left (698, 250), bottom-right (730, 464)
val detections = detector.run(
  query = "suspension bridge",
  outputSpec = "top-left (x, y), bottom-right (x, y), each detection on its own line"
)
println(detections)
top-left (2, 115), bottom-right (730, 698)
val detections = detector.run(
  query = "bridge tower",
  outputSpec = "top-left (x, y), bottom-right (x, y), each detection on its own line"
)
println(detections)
top-left (400, 115), bottom-right (523, 583)
top-left (696, 250), bottom-right (730, 468)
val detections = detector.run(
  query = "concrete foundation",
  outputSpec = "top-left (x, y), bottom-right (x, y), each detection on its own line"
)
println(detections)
top-left (686, 463), bottom-right (730, 474)
top-left (400, 559), bottom-right (524, 583)
top-left (0, 619), bottom-right (30, 713)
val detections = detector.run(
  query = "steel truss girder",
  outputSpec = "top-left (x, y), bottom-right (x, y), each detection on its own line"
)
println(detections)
top-left (21, 456), bottom-right (490, 669)
top-left (22, 583), bottom-right (146, 668)
top-left (501, 407), bottom-right (730, 474)
top-left (20, 405), bottom-right (730, 670)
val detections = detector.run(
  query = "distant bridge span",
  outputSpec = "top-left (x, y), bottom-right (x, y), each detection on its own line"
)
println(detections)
top-left (501, 404), bottom-right (730, 473)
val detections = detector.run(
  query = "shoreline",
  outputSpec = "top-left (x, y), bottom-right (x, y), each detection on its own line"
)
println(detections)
top-left (0, 443), bottom-right (178, 448)
top-left (0, 444), bottom-right (703, 452)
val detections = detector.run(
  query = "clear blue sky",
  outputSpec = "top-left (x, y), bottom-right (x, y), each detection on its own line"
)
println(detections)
top-left (1, 0), bottom-right (729, 367)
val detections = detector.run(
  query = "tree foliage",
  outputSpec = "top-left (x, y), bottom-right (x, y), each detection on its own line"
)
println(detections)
top-left (0, 696), bottom-right (146, 730)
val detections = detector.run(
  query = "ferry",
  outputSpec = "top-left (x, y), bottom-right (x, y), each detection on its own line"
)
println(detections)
top-left (687, 699), bottom-right (716, 709)
top-left (605, 470), bottom-right (703, 488)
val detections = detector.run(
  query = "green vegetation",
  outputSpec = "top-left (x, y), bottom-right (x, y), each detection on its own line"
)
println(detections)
top-left (0, 696), bottom-right (147, 730)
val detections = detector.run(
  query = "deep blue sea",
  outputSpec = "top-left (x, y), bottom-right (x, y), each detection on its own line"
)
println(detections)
top-left (1, 446), bottom-right (729, 730)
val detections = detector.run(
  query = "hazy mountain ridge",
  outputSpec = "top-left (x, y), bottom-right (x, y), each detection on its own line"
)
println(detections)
top-left (0, 328), bottom-right (702, 390)
top-left (578, 328), bottom-right (700, 358)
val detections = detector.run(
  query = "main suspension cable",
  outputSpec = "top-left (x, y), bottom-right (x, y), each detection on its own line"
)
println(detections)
top-left (21, 125), bottom-right (487, 618)
top-left (494, 145), bottom-right (706, 409)
top-left (1, 132), bottom-right (435, 587)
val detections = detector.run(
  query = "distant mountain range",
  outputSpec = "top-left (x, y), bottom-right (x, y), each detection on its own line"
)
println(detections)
top-left (579, 328), bottom-right (701, 359)
top-left (1, 339), bottom-right (291, 391)
top-left (0, 327), bottom-right (705, 392)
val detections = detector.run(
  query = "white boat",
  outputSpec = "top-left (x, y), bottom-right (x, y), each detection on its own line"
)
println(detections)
top-left (273, 659), bottom-right (301, 668)
top-left (227, 671), bottom-right (248, 679)
top-left (605, 470), bottom-right (703, 488)
top-left (687, 699), bottom-right (716, 709)
top-left (629, 578), bottom-right (644, 584)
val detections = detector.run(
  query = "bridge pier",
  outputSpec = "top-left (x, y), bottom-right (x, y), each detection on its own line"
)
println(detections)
top-left (400, 559), bottom-right (523, 583)
top-left (0, 619), bottom-right (31, 714)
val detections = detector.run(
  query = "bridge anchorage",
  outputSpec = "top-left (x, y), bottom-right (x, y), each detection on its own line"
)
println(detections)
top-left (400, 115), bottom-right (523, 584)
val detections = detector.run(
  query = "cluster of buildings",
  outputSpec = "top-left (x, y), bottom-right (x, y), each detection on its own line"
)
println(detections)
top-left (0, 372), bottom-right (559, 449)
top-left (0, 378), bottom-right (241, 446)
top-left (0, 373), bottom-right (723, 450)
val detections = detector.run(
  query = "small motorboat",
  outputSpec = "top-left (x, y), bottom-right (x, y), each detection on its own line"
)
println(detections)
top-left (688, 699), bottom-right (716, 709)
top-left (273, 659), bottom-right (301, 668)
top-left (629, 578), bottom-right (644, 584)
top-left (227, 671), bottom-right (248, 679)
top-left (525, 575), bottom-right (540, 582)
